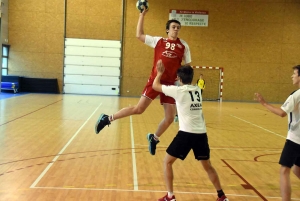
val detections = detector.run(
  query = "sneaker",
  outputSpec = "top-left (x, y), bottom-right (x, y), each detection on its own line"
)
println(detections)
top-left (158, 194), bottom-right (176, 201)
top-left (174, 115), bottom-right (178, 122)
top-left (217, 195), bottom-right (229, 201)
top-left (147, 133), bottom-right (159, 155)
top-left (95, 113), bottom-right (110, 134)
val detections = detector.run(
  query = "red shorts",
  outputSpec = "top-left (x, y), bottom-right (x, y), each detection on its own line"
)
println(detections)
top-left (142, 80), bottom-right (175, 105)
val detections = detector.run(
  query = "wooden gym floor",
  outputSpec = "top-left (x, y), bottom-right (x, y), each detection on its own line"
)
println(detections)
top-left (0, 93), bottom-right (299, 201)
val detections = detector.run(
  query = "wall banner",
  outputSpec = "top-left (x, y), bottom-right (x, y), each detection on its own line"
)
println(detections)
top-left (169, 10), bottom-right (209, 27)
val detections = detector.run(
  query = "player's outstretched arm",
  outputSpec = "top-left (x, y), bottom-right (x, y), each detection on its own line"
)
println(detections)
top-left (254, 93), bottom-right (287, 117)
top-left (136, 9), bottom-right (148, 43)
top-left (152, 60), bottom-right (165, 92)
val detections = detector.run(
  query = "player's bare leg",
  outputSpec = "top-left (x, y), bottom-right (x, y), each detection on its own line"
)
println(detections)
top-left (157, 153), bottom-right (177, 200)
top-left (201, 160), bottom-right (229, 201)
top-left (95, 96), bottom-right (152, 134)
top-left (280, 166), bottom-right (292, 201)
top-left (155, 103), bottom-right (176, 137)
top-left (292, 164), bottom-right (300, 179)
top-left (147, 103), bottom-right (176, 155)
top-left (164, 154), bottom-right (177, 191)
top-left (113, 96), bottom-right (152, 120)
top-left (201, 160), bottom-right (222, 190)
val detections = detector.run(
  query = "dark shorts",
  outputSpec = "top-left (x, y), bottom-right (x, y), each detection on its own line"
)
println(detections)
top-left (279, 140), bottom-right (300, 168)
top-left (142, 80), bottom-right (175, 105)
top-left (166, 131), bottom-right (210, 160)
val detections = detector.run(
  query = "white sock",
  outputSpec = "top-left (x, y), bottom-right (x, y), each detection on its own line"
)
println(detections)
top-left (167, 192), bottom-right (174, 198)
top-left (154, 134), bottom-right (159, 140)
top-left (109, 115), bottom-right (114, 122)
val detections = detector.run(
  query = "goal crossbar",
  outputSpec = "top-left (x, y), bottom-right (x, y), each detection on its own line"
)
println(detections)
top-left (191, 66), bottom-right (224, 102)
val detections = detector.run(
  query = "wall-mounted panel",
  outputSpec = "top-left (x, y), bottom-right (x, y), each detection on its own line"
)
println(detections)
top-left (64, 65), bottom-right (120, 76)
top-left (64, 75), bottom-right (119, 85)
top-left (63, 38), bottom-right (121, 95)
top-left (64, 84), bottom-right (118, 95)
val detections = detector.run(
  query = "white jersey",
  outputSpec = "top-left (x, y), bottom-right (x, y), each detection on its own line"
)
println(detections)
top-left (162, 84), bottom-right (206, 134)
top-left (281, 89), bottom-right (300, 145)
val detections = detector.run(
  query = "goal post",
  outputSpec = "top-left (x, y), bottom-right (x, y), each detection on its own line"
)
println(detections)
top-left (191, 66), bottom-right (224, 102)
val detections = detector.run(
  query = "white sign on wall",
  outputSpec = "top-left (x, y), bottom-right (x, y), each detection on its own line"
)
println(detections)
top-left (169, 10), bottom-right (209, 27)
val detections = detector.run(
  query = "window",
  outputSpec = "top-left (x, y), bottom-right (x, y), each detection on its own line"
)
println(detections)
top-left (2, 44), bottom-right (10, 75)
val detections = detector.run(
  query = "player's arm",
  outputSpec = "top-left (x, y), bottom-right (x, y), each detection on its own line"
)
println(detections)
top-left (254, 93), bottom-right (287, 117)
top-left (136, 9), bottom-right (148, 43)
top-left (182, 41), bottom-right (192, 66)
top-left (182, 52), bottom-right (191, 66)
top-left (152, 60), bottom-right (165, 92)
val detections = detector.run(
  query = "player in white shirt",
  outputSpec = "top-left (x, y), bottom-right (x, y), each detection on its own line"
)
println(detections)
top-left (152, 60), bottom-right (229, 201)
top-left (254, 65), bottom-right (300, 201)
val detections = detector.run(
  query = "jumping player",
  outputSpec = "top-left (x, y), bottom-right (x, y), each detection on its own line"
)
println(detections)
top-left (95, 9), bottom-right (191, 156)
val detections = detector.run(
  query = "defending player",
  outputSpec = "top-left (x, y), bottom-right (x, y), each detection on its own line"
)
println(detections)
top-left (254, 65), bottom-right (300, 201)
top-left (153, 60), bottom-right (229, 201)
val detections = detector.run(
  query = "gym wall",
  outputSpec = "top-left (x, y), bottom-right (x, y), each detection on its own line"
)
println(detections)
top-left (8, 0), bottom-right (64, 91)
top-left (8, 0), bottom-right (300, 102)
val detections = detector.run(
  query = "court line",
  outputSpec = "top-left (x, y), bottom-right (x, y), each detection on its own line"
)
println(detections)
top-left (0, 149), bottom-right (281, 177)
top-left (31, 186), bottom-right (300, 200)
top-left (30, 103), bottom-right (103, 188)
top-left (0, 146), bottom-right (281, 166)
top-left (227, 115), bottom-right (287, 200)
top-left (0, 99), bottom-right (63, 126)
top-left (254, 153), bottom-right (281, 162)
top-left (30, 186), bottom-right (259, 198)
top-left (136, 144), bottom-right (281, 152)
top-left (222, 159), bottom-right (267, 200)
top-left (130, 115), bottom-right (138, 190)
top-left (230, 115), bottom-right (286, 139)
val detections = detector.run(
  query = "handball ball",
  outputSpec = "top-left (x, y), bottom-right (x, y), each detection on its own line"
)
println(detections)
top-left (136, 0), bottom-right (149, 13)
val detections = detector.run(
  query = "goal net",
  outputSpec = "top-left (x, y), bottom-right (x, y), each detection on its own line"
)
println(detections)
top-left (191, 66), bottom-right (224, 101)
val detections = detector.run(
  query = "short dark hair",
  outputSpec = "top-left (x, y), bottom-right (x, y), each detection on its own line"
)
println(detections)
top-left (177, 65), bottom-right (194, 84)
top-left (293, 65), bottom-right (300, 76)
top-left (166, 19), bottom-right (181, 34)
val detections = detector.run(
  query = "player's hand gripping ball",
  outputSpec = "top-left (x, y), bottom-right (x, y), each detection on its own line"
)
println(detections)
top-left (136, 0), bottom-right (149, 13)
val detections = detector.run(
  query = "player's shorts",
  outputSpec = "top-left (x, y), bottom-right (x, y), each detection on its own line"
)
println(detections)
top-left (166, 131), bottom-right (210, 160)
top-left (142, 79), bottom-right (175, 105)
top-left (279, 139), bottom-right (300, 168)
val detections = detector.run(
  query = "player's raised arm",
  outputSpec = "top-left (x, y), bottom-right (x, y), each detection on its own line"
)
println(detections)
top-left (136, 9), bottom-right (148, 43)
top-left (254, 93), bottom-right (287, 117)
top-left (152, 60), bottom-right (165, 92)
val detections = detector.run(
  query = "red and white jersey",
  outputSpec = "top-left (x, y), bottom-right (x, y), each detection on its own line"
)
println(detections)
top-left (145, 35), bottom-right (191, 84)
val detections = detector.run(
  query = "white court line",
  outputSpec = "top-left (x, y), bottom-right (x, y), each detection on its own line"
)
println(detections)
top-left (130, 115), bottom-right (138, 190)
top-left (136, 144), bottom-right (280, 151)
top-left (31, 186), bottom-right (259, 198)
top-left (30, 103), bottom-right (103, 188)
top-left (31, 186), bottom-right (300, 200)
top-left (230, 115), bottom-right (286, 139)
